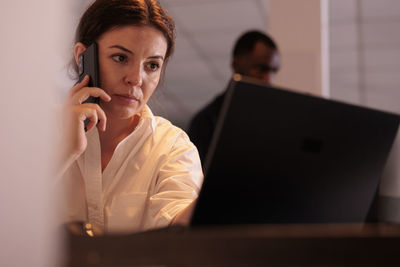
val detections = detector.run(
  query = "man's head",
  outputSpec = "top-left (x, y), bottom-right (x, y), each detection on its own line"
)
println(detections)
top-left (232, 30), bottom-right (280, 84)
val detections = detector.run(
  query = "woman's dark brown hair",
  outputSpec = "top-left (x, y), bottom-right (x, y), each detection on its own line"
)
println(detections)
top-left (72, 0), bottom-right (175, 74)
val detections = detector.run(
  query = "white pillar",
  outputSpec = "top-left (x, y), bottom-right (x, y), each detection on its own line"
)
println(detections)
top-left (0, 0), bottom-right (67, 266)
top-left (267, 0), bottom-right (329, 97)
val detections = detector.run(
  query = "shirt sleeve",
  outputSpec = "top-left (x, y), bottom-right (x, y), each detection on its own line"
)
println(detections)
top-left (142, 130), bottom-right (204, 230)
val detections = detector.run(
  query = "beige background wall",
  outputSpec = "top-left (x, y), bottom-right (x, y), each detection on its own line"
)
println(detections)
top-left (268, 0), bottom-right (330, 97)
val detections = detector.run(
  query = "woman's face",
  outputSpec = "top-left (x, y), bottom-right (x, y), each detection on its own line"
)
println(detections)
top-left (95, 25), bottom-right (167, 120)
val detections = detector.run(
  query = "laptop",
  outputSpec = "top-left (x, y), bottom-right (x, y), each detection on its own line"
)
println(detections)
top-left (191, 74), bottom-right (400, 225)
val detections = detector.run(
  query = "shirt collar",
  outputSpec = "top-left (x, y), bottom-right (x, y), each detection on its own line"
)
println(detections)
top-left (140, 105), bottom-right (157, 134)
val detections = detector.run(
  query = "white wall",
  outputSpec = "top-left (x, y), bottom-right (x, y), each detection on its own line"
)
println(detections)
top-left (0, 1), bottom-right (67, 266)
top-left (329, 0), bottom-right (400, 114)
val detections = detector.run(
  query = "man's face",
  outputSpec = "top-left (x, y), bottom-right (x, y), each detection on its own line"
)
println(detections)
top-left (233, 41), bottom-right (280, 84)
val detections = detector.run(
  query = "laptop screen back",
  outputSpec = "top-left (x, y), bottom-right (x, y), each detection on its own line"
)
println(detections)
top-left (191, 75), bottom-right (400, 225)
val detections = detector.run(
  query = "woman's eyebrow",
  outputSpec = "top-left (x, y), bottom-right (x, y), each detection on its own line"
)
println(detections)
top-left (108, 45), bottom-right (164, 61)
top-left (108, 45), bottom-right (132, 54)
top-left (149, 55), bottom-right (164, 61)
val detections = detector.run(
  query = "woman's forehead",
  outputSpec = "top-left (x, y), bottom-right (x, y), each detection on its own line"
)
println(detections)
top-left (98, 25), bottom-right (167, 55)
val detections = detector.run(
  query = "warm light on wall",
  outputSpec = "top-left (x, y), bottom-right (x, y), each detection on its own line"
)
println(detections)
top-left (0, 0), bottom-right (68, 266)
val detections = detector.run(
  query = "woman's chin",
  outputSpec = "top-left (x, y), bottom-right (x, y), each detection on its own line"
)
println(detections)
top-left (109, 106), bottom-right (141, 121)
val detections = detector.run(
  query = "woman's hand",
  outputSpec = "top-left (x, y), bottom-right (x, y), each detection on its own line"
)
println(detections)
top-left (58, 75), bottom-right (111, 175)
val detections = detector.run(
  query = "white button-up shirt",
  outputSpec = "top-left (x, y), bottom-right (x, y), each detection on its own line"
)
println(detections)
top-left (59, 106), bottom-right (203, 233)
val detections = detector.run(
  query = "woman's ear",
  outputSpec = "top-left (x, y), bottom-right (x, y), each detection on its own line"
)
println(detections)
top-left (73, 42), bottom-right (87, 65)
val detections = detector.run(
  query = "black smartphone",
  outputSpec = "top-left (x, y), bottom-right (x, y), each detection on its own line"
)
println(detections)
top-left (77, 43), bottom-right (101, 131)
top-left (78, 42), bottom-right (100, 105)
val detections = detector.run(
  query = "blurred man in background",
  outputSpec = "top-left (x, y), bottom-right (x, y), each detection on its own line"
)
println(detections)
top-left (188, 30), bottom-right (281, 163)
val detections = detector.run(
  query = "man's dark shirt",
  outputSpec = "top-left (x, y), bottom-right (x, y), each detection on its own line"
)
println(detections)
top-left (187, 92), bottom-right (226, 164)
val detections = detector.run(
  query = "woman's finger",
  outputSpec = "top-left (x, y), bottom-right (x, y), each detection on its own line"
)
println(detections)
top-left (86, 103), bottom-right (108, 132)
top-left (77, 105), bottom-right (99, 132)
top-left (72, 87), bottom-right (111, 105)
top-left (68, 75), bottom-right (90, 97)
top-left (74, 103), bottom-right (107, 132)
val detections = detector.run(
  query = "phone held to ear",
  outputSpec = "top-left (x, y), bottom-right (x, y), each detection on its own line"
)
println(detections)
top-left (77, 42), bottom-right (101, 131)
top-left (78, 42), bottom-right (100, 104)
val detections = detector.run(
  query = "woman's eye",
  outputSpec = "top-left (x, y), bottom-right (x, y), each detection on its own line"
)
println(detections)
top-left (112, 54), bottom-right (126, 63)
top-left (147, 62), bottom-right (160, 72)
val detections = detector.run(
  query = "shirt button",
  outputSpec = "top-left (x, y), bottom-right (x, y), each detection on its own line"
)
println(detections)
top-left (92, 204), bottom-right (98, 210)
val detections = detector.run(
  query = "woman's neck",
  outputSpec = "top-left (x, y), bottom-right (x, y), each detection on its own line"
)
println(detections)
top-left (99, 112), bottom-right (140, 145)
top-left (98, 112), bottom-right (141, 171)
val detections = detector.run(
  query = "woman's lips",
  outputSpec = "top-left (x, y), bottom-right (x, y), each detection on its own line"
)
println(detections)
top-left (114, 94), bottom-right (139, 105)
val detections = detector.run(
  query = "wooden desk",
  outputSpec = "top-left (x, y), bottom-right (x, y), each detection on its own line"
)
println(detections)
top-left (67, 224), bottom-right (400, 266)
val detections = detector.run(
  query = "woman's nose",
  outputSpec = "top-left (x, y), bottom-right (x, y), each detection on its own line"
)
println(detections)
top-left (124, 64), bottom-right (143, 87)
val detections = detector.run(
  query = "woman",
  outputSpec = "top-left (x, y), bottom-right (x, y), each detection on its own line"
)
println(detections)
top-left (58, 0), bottom-right (203, 234)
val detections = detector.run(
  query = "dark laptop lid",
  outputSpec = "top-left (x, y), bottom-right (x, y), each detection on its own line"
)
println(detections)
top-left (191, 75), bottom-right (400, 225)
